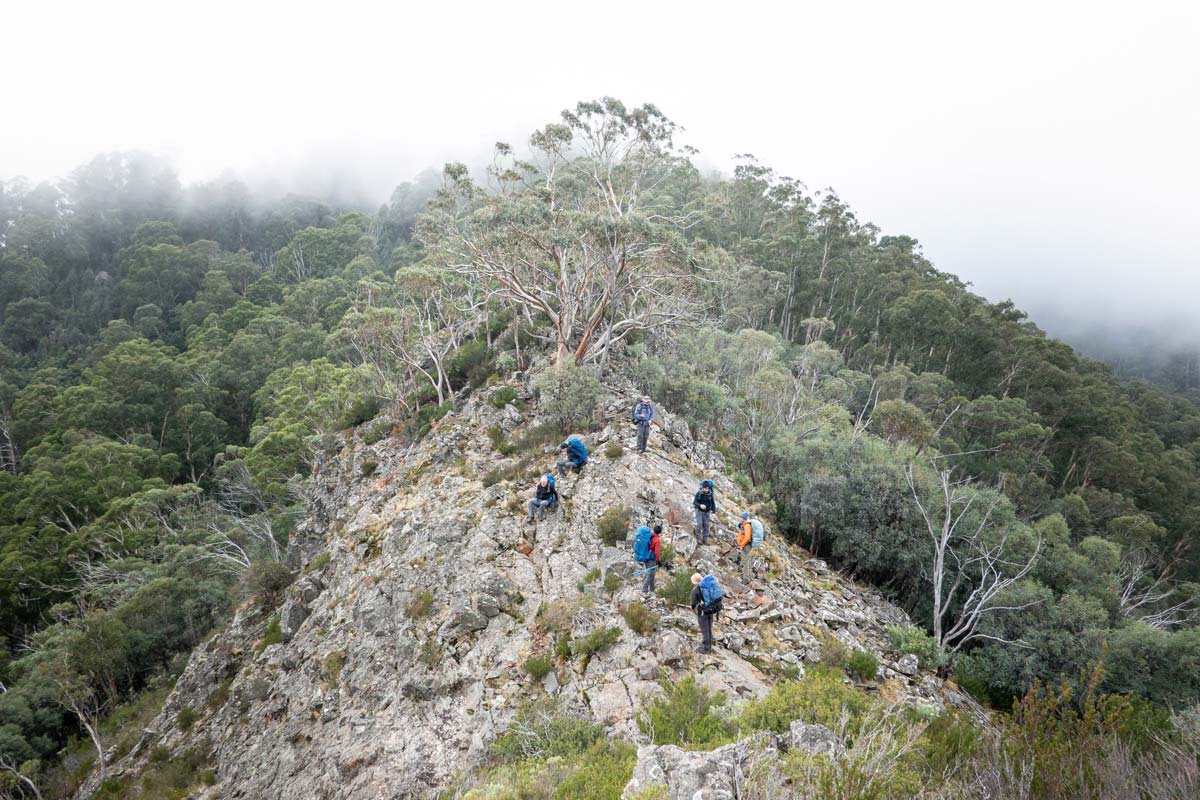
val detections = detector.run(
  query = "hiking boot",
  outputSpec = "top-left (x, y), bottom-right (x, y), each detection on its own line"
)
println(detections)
top-left (697, 646), bottom-right (712, 654)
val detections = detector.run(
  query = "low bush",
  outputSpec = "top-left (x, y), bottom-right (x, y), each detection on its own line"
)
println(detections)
top-left (554, 637), bottom-right (572, 660)
top-left (533, 363), bottom-right (601, 433)
top-left (360, 459), bottom-right (378, 477)
top-left (447, 340), bottom-right (496, 389)
top-left (492, 701), bottom-right (607, 762)
top-left (176, 706), bottom-right (199, 732)
top-left (658, 570), bottom-right (694, 606)
top-left (570, 626), bottom-right (622, 657)
top-left (255, 615), bottom-right (282, 652)
top-left (622, 601), bottom-right (659, 636)
top-left (847, 650), bottom-right (880, 682)
top-left (303, 551), bottom-right (331, 575)
top-left (638, 675), bottom-right (733, 747)
top-left (536, 599), bottom-right (575, 636)
top-left (550, 739), bottom-right (637, 800)
top-left (407, 590), bottom-right (434, 619)
top-left (738, 667), bottom-right (870, 734)
top-left (236, 560), bottom-right (294, 611)
top-left (597, 504), bottom-right (632, 547)
top-left (819, 632), bottom-right (849, 670)
top-left (486, 425), bottom-right (518, 456)
top-left (489, 386), bottom-right (519, 408)
top-left (606, 442), bottom-right (624, 459)
top-left (524, 654), bottom-right (554, 680)
top-left (603, 573), bottom-right (620, 594)
top-left (887, 625), bottom-right (946, 670)
top-left (660, 542), bottom-right (676, 563)
top-left (323, 650), bottom-right (347, 683)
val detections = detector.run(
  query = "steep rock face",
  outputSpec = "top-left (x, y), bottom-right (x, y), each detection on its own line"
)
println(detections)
top-left (76, 379), bottom-right (975, 799)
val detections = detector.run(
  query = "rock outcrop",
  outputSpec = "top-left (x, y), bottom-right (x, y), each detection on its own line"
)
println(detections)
top-left (73, 376), bottom-right (980, 799)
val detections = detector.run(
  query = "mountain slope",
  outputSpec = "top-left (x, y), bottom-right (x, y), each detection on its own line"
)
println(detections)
top-left (74, 376), bottom-right (980, 799)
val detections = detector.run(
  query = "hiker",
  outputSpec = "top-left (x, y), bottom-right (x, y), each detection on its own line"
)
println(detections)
top-left (689, 573), bottom-right (723, 654)
top-left (736, 511), bottom-right (765, 580)
top-left (556, 436), bottom-right (589, 477)
top-left (693, 479), bottom-right (716, 545)
top-left (526, 474), bottom-right (558, 523)
top-left (633, 524), bottom-right (662, 593)
top-left (632, 395), bottom-right (655, 454)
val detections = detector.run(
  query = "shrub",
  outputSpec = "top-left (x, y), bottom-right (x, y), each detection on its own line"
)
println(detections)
top-left (916, 712), bottom-right (981, 780)
top-left (323, 650), bottom-right (347, 683)
top-left (524, 654), bottom-right (554, 680)
top-left (489, 386), bottom-right (519, 408)
top-left (255, 615), bottom-right (282, 652)
top-left (606, 442), bottom-right (624, 459)
top-left (819, 632), bottom-right (848, 670)
top-left (360, 459), bottom-right (378, 477)
top-left (660, 542), bottom-right (676, 563)
top-left (176, 706), bottom-right (199, 732)
top-left (603, 573), bottom-right (620, 594)
top-left (658, 570), bottom-right (694, 605)
top-left (739, 667), bottom-right (870, 734)
top-left (584, 567), bottom-right (601, 584)
top-left (533, 363), bottom-right (601, 433)
top-left (536, 599), bottom-right (575, 636)
top-left (207, 677), bottom-right (233, 710)
top-left (887, 625), bottom-right (946, 670)
top-left (303, 551), bottom-right (331, 575)
top-left (570, 626), bottom-right (622, 657)
top-left (847, 650), bottom-right (880, 682)
top-left (486, 425), bottom-right (518, 456)
top-left (554, 637), bottom-right (572, 660)
top-left (407, 590), bottom-right (433, 619)
top-left (448, 340), bottom-right (496, 389)
top-left (412, 401), bottom-right (451, 438)
top-left (597, 504), bottom-right (632, 547)
top-left (492, 701), bottom-right (607, 762)
top-left (622, 601), bottom-right (659, 636)
top-left (551, 739), bottom-right (637, 800)
top-left (236, 560), bottom-right (294, 610)
top-left (638, 675), bottom-right (733, 747)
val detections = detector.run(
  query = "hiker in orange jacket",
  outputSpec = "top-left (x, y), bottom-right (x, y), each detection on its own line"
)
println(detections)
top-left (736, 512), bottom-right (754, 580)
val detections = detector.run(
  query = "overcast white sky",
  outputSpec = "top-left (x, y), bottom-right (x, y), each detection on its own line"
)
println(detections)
top-left (6, 0), bottom-right (1198, 337)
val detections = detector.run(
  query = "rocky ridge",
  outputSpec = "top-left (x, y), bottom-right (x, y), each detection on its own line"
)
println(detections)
top-left (75, 376), bottom-right (981, 799)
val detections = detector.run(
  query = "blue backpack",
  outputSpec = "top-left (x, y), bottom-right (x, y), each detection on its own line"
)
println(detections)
top-left (699, 574), bottom-right (723, 613)
top-left (633, 526), bottom-right (653, 561)
top-left (750, 519), bottom-right (764, 547)
top-left (545, 473), bottom-right (556, 491)
top-left (566, 437), bottom-right (589, 464)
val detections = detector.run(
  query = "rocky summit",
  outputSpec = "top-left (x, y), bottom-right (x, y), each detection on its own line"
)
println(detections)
top-left (73, 377), bottom-right (981, 799)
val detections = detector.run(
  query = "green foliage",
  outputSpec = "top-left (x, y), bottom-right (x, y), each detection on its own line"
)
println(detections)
top-left (532, 363), bottom-right (601, 433)
top-left (491, 702), bottom-right (607, 762)
top-left (256, 615), bottom-right (282, 652)
top-left (554, 638), bottom-right (572, 661)
top-left (657, 570), bottom-right (694, 605)
top-left (887, 625), bottom-right (947, 671)
top-left (621, 601), bottom-right (659, 636)
top-left (176, 705), bottom-right (199, 732)
top-left (323, 650), bottom-right (347, 684)
top-left (447, 340), bottom-right (496, 389)
top-left (569, 626), bottom-right (622, 658)
top-left (407, 590), bottom-right (434, 619)
top-left (847, 650), bottom-right (880, 682)
top-left (602, 573), bottom-right (620, 594)
top-left (303, 551), bottom-right (330, 575)
top-left (235, 560), bottom-right (293, 610)
top-left (596, 504), bottom-right (631, 547)
top-left (739, 667), bottom-right (870, 734)
top-left (605, 442), bottom-right (624, 459)
top-left (819, 633), bottom-right (849, 670)
top-left (360, 459), bottom-right (378, 477)
top-left (488, 386), bottom-right (519, 409)
top-left (638, 675), bottom-right (732, 747)
top-left (915, 713), bottom-right (982, 780)
top-left (486, 425), bottom-right (518, 456)
top-left (523, 654), bottom-right (553, 681)
top-left (550, 739), bottom-right (637, 800)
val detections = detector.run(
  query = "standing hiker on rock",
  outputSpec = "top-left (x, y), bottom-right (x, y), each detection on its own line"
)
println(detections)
top-left (556, 436), bottom-right (589, 477)
top-left (693, 479), bottom-right (716, 545)
top-left (632, 395), bottom-right (655, 454)
top-left (633, 524), bottom-right (662, 594)
top-left (526, 473), bottom-right (558, 523)
top-left (690, 573), bottom-right (723, 654)
top-left (736, 511), bottom-right (764, 580)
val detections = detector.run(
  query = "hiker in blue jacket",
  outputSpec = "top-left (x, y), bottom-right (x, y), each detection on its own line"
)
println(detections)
top-left (693, 479), bottom-right (716, 545)
top-left (632, 395), bottom-right (654, 454)
top-left (556, 436), bottom-right (589, 477)
top-left (526, 474), bottom-right (558, 523)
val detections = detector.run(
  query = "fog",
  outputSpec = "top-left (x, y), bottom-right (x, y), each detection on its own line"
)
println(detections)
top-left (6, 0), bottom-right (1198, 346)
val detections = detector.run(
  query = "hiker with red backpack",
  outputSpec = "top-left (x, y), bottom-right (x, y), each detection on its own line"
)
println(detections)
top-left (633, 524), bottom-right (662, 593)
top-left (526, 474), bottom-right (558, 523)
top-left (689, 573), bottom-right (723, 654)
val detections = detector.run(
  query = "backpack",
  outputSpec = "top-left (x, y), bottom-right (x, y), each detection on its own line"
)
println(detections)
top-left (750, 519), bottom-right (764, 547)
top-left (700, 479), bottom-right (715, 491)
top-left (567, 437), bottom-right (589, 464)
top-left (544, 473), bottom-right (556, 491)
top-left (633, 526), bottom-right (653, 561)
top-left (699, 574), bottom-right (723, 614)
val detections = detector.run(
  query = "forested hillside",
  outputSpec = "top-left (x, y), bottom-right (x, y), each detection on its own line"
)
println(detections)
top-left (1, 101), bottom-right (1198, 797)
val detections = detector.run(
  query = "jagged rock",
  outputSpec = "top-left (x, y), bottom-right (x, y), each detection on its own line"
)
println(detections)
top-left (278, 599), bottom-right (310, 643)
top-left (896, 654), bottom-right (920, 676)
top-left (623, 734), bottom-right (778, 800)
top-left (438, 600), bottom-right (489, 642)
top-left (787, 721), bottom-right (843, 758)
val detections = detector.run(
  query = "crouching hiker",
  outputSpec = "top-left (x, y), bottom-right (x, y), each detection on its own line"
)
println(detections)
top-left (693, 479), bottom-right (716, 545)
top-left (526, 473), bottom-right (558, 524)
top-left (689, 573), bottom-right (723, 654)
top-left (556, 436), bottom-right (589, 477)
top-left (736, 512), bottom-right (765, 580)
top-left (633, 524), bottom-right (662, 593)
top-left (632, 395), bottom-right (654, 454)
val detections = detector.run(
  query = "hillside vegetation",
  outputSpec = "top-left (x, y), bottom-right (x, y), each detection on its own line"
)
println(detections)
top-left (1, 99), bottom-right (1198, 797)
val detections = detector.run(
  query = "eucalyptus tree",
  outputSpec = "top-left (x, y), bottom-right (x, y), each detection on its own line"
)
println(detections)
top-left (417, 98), bottom-right (700, 370)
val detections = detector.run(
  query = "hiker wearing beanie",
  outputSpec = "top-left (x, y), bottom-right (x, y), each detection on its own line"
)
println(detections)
top-left (689, 572), bottom-right (723, 654)
top-left (632, 395), bottom-right (655, 454)
top-left (736, 511), bottom-right (764, 580)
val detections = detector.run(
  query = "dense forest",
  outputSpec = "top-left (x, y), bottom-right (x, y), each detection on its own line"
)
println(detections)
top-left (1, 100), bottom-right (1198, 796)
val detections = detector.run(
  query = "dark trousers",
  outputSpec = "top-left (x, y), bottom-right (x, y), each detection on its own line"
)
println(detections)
top-left (697, 612), bottom-right (713, 651)
top-left (636, 421), bottom-right (650, 452)
top-left (694, 509), bottom-right (711, 544)
top-left (640, 560), bottom-right (657, 592)
top-left (556, 459), bottom-right (584, 477)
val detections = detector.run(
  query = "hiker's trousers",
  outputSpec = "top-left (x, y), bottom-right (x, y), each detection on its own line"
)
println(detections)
top-left (636, 421), bottom-right (650, 452)
top-left (694, 509), bottom-right (711, 543)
